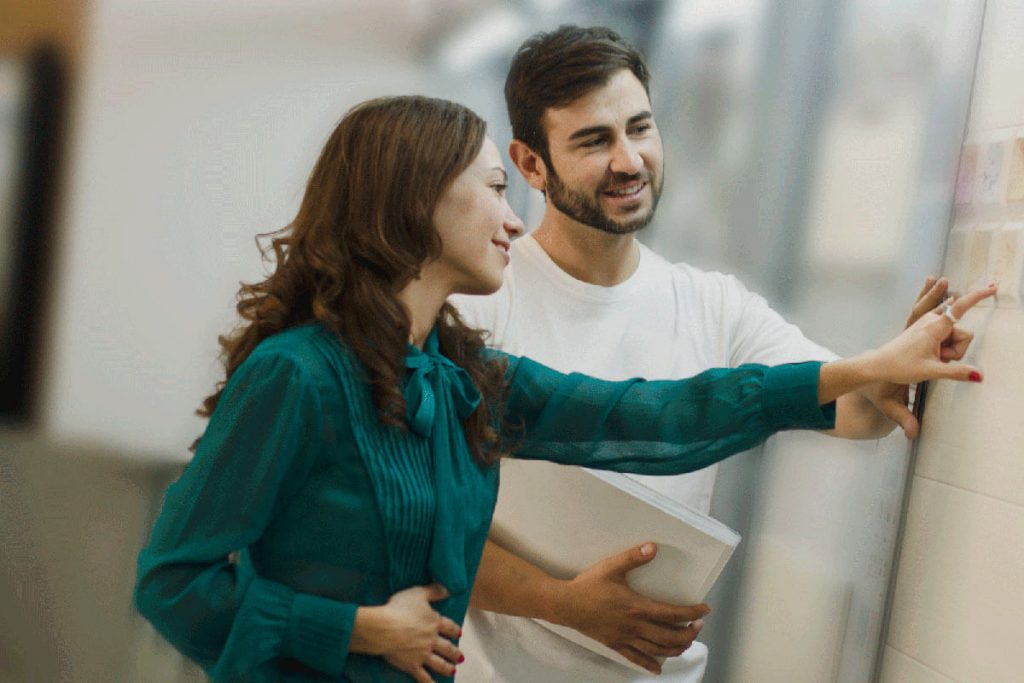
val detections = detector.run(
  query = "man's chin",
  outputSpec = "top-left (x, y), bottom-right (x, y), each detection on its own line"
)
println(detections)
top-left (602, 208), bottom-right (654, 234)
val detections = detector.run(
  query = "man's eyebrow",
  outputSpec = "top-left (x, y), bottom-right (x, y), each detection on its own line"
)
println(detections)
top-left (566, 111), bottom-right (654, 142)
top-left (627, 111), bottom-right (654, 126)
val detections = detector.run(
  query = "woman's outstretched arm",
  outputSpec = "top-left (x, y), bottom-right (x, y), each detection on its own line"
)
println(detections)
top-left (500, 283), bottom-right (995, 473)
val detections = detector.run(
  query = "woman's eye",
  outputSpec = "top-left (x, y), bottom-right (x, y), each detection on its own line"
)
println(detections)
top-left (492, 183), bottom-right (508, 195)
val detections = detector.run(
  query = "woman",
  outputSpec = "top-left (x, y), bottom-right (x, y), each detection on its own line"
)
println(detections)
top-left (135, 96), bottom-right (991, 683)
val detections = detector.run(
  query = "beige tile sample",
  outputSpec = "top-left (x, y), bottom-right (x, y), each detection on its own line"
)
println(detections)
top-left (879, 646), bottom-right (955, 683)
top-left (1007, 136), bottom-right (1024, 202)
top-left (915, 307), bottom-right (1024, 506)
top-left (886, 477), bottom-right (1024, 683)
top-left (965, 223), bottom-right (996, 296)
top-left (988, 222), bottom-right (1024, 306)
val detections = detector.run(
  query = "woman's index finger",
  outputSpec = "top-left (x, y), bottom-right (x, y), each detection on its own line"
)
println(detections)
top-left (951, 283), bottom-right (997, 319)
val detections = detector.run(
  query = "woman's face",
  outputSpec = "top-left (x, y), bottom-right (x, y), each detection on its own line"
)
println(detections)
top-left (432, 137), bottom-right (525, 295)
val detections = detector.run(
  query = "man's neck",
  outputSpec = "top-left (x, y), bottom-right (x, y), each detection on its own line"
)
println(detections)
top-left (531, 215), bottom-right (640, 287)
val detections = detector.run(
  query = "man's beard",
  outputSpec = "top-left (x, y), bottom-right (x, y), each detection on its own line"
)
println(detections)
top-left (545, 166), bottom-right (662, 235)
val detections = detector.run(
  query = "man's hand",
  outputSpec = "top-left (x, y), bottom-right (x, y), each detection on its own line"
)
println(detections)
top-left (860, 276), bottom-right (954, 438)
top-left (552, 543), bottom-right (710, 675)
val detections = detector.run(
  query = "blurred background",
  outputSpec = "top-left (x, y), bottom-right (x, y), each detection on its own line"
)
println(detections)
top-left (3, 0), bottom-right (1016, 681)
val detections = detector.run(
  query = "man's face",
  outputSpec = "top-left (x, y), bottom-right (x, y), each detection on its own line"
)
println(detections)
top-left (540, 69), bottom-right (664, 235)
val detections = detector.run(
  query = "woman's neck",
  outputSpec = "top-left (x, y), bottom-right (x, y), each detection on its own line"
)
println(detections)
top-left (396, 265), bottom-right (450, 348)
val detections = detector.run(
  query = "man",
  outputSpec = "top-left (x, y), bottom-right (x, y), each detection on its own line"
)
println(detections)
top-left (451, 25), bottom-right (944, 682)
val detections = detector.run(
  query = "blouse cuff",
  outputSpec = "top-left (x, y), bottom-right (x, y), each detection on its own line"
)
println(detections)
top-left (762, 362), bottom-right (836, 430)
top-left (282, 591), bottom-right (358, 678)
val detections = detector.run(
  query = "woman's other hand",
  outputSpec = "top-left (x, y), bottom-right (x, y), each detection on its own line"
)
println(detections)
top-left (351, 583), bottom-right (462, 682)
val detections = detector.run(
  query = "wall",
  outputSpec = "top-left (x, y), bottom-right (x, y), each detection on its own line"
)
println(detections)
top-left (879, 1), bottom-right (1024, 681)
top-left (38, 0), bottom-right (454, 458)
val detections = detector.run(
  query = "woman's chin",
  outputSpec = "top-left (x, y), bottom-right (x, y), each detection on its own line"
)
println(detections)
top-left (456, 275), bottom-right (503, 297)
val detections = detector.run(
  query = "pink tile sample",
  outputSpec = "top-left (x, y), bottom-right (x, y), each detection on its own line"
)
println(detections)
top-left (976, 141), bottom-right (1007, 205)
top-left (955, 144), bottom-right (978, 205)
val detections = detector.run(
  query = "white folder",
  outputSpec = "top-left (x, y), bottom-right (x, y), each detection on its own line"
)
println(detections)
top-left (490, 458), bottom-right (741, 672)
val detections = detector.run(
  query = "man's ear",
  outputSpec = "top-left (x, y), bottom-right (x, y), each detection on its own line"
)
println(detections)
top-left (509, 139), bottom-right (548, 192)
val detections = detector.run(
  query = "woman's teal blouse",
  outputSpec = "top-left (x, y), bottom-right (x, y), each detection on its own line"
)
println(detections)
top-left (135, 324), bottom-right (834, 682)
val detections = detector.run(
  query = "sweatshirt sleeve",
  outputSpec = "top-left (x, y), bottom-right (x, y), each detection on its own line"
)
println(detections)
top-left (500, 353), bottom-right (835, 475)
top-left (134, 351), bottom-right (357, 681)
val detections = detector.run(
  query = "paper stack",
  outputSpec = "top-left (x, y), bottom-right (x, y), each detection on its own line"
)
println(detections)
top-left (490, 458), bottom-right (741, 672)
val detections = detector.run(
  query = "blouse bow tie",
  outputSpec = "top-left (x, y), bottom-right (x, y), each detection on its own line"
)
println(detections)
top-left (401, 326), bottom-right (491, 599)
top-left (403, 331), bottom-right (481, 438)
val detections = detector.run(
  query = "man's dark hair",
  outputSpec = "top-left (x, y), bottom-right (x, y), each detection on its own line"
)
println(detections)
top-left (504, 25), bottom-right (651, 165)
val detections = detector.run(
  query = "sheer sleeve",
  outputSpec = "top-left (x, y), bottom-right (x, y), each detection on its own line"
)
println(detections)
top-left (500, 354), bottom-right (835, 475)
top-left (135, 351), bottom-right (356, 682)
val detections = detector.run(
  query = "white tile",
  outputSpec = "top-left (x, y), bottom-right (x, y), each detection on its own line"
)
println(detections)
top-left (878, 646), bottom-right (955, 683)
top-left (915, 307), bottom-right (1024, 506)
top-left (943, 226), bottom-right (970, 296)
top-left (886, 477), bottom-right (1024, 683)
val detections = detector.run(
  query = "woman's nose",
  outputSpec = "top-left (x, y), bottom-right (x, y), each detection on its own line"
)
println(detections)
top-left (504, 209), bottom-right (525, 238)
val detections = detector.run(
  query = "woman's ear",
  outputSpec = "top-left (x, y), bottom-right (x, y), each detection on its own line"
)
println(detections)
top-left (508, 140), bottom-right (548, 192)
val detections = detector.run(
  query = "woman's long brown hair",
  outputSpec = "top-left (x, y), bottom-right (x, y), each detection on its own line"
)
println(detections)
top-left (194, 96), bottom-right (508, 465)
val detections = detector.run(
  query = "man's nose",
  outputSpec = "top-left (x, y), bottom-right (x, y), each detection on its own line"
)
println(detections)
top-left (609, 139), bottom-right (643, 176)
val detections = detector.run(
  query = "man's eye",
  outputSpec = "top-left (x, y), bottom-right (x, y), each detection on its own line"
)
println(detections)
top-left (631, 124), bottom-right (652, 135)
top-left (581, 138), bottom-right (606, 148)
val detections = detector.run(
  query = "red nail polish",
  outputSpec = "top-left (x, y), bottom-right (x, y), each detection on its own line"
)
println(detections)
top-left (457, 628), bottom-right (462, 638)
top-left (969, 371), bottom-right (982, 382)
top-left (458, 655), bottom-right (465, 664)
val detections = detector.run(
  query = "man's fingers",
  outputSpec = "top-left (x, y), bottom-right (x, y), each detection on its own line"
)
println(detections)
top-left (617, 645), bottom-right (662, 675)
top-left (950, 283), bottom-right (997, 319)
top-left (631, 636), bottom-right (691, 658)
top-left (594, 543), bottom-right (658, 579)
top-left (631, 620), bottom-right (704, 656)
top-left (639, 600), bottom-right (711, 626)
top-left (878, 396), bottom-right (918, 439)
top-left (908, 276), bottom-right (947, 327)
top-left (914, 275), bottom-right (937, 302)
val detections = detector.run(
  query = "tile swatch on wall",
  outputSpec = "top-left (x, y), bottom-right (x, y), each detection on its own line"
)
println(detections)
top-left (954, 143), bottom-right (978, 205)
top-left (975, 140), bottom-right (1008, 205)
top-left (1008, 135), bottom-right (1024, 202)
top-left (989, 222), bottom-right (1023, 306)
top-left (965, 223), bottom-right (997, 296)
